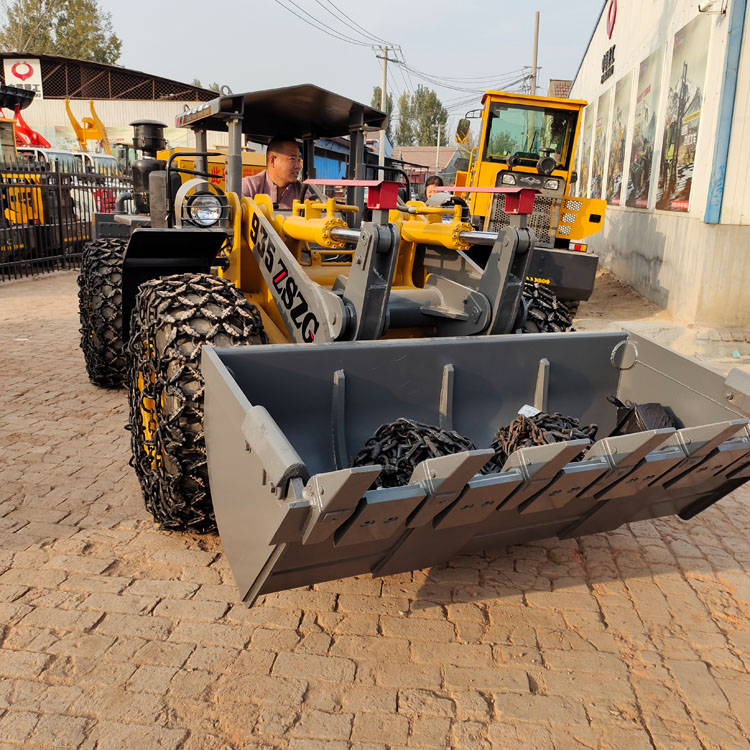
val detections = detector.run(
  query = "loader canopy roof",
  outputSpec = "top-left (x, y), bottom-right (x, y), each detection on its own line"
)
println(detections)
top-left (176, 84), bottom-right (387, 141)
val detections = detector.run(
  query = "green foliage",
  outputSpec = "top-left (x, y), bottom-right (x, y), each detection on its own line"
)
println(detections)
top-left (392, 85), bottom-right (447, 147)
top-left (0, 0), bottom-right (121, 64)
top-left (411, 85), bottom-right (448, 147)
top-left (395, 91), bottom-right (414, 147)
top-left (371, 85), bottom-right (393, 141)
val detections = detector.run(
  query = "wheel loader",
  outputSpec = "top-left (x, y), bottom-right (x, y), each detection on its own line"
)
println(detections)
top-left (77, 84), bottom-right (750, 605)
top-left (452, 90), bottom-right (607, 314)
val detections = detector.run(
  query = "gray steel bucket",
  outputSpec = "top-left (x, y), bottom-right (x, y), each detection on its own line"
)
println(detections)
top-left (202, 331), bottom-right (750, 604)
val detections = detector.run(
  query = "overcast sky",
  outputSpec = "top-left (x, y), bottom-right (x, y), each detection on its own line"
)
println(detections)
top-left (100, 0), bottom-right (604, 131)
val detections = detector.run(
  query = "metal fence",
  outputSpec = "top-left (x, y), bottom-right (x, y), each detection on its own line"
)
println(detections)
top-left (0, 160), bottom-right (132, 281)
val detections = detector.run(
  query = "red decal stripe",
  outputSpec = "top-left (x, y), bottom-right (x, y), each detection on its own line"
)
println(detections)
top-left (273, 270), bottom-right (287, 284)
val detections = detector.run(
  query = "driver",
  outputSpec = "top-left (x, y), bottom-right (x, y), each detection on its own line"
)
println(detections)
top-left (242, 137), bottom-right (303, 209)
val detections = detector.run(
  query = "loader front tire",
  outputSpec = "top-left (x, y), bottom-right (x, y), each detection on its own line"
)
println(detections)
top-left (127, 273), bottom-right (267, 533)
top-left (77, 237), bottom-right (128, 387)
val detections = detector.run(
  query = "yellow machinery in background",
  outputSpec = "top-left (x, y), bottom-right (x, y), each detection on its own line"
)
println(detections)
top-left (0, 112), bottom-right (17, 161)
top-left (158, 146), bottom-right (266, 189)
top-left (454, 91), bottom-right (606, 308)
top-left (66, 99), bottom-right (112, 155)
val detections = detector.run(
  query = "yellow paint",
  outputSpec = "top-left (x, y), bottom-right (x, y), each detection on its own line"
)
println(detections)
top-left (460, 90), bottom-right (606, 244)
top-left (158, 148), bottom-right (266, 190)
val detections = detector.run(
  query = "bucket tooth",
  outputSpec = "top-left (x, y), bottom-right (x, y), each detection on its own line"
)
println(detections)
top-left (333, 485), bottom-right (425, 546)
top-left (433, 470), bottom-right (524, 530)
top-left (518, 455), bottom-right (611, 514)
top-left (559, 422), bottom-right (750, 539)
top-left (660, 420), bottom-right (750, 490)
top-left (406, 449), bottom-right (494, 527)
top-left (499, 439), bottom-right (591, 511)
top-left (575, 428), bottom-right (676, 499)
top-left (301, 466), bottom-right (382, 545)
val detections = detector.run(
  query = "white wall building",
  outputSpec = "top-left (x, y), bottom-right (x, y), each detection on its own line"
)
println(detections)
top-left (571, 0), bottom-right (748, 326)
top-left (1, 53), bottom-right (223, 153)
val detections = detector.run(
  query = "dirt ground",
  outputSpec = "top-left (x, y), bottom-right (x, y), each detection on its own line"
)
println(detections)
top-left (575, 269), bottom-right (663, 330)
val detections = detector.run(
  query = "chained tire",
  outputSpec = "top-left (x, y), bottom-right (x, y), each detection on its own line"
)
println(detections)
top-left (77, 237), bottom-right (128, 387)
top-left (562, 299), bottom-right (580, 318)
top-left (127, 273), bottom-right (267, 533)
top-left (520, 281), bottom-right (574, 334)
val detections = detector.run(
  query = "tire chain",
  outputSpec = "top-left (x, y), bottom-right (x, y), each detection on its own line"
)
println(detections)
top-left (127, 273), bottom-right (267, 532)
top-left (351, 418), bottom-right (477, 488)
top-left (352, 412), bottom-right (597, 485)
top-left (77, 237), bottom-right (128, 387)
top-left (482, 412), bottom-right (598, 474)
top-left (521, 281), bottom-right (575, 333)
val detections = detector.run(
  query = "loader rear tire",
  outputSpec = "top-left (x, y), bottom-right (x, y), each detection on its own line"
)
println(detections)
top-left (77, 237), bottom-right (128, 387)
top-left (127, 273), bottom-right (267, 533)
top-left (562, 299), bottom-right (580, 318)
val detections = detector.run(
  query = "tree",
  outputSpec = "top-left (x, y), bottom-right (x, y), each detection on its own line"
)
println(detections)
top-left (371, 85), bottom-right (393, 142)
top-left (394, 91), bottom-right (414, 147)
top-left (391, 85), bottom-right (447, 147)
top-left (0, 0), bottom-right (121, 64)
top-left (411, 85), bottom-right (448, 147)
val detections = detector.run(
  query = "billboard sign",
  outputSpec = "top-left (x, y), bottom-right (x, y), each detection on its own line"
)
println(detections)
top-left (3, 58), bottom-right (44, 99)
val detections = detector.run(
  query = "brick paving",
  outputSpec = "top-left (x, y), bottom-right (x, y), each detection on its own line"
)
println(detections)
top-left (1, 270), bottom-right (749, 750)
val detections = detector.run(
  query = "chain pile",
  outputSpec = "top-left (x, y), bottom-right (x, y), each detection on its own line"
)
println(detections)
top-left (521, 281), bottom-right (574, 333)
top-left (351, 418), bottom-right (476, 488)
top-left (482, 412), bottom-right (598, 473)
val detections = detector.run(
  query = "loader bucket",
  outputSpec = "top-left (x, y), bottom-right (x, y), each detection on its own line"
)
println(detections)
top-left (202, 332), bottom-right (750, 604)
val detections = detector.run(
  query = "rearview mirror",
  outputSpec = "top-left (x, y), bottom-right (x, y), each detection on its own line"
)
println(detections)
top-left (455, 119), bottom-right (470, 144)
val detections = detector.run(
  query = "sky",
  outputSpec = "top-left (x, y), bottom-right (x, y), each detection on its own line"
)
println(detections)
top-left (99, 0), bottom-right (605, 133)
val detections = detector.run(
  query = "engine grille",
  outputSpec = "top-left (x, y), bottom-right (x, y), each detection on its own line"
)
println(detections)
top-left (488, 194), bottom-right (559, 247)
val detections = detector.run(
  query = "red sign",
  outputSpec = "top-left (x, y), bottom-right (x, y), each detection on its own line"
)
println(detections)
top-left (607, 0), bottom-right (617, 39)
top-left (10, 61), bottom-right (34, 81)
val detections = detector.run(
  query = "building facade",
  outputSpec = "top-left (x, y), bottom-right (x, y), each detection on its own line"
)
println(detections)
top-left (1, 53), bottom-right (217, 153)
top-left (571, 0), bottom-right (748, 326)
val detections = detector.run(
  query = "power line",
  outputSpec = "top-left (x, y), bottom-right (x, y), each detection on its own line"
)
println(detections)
top-left (270, 0), bottom-right (373, 46)
top-left (316, 0), bottom-right (393, 45)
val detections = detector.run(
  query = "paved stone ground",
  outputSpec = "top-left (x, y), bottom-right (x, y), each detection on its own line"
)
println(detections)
top-left (1, 270), bottom-right (749, 750)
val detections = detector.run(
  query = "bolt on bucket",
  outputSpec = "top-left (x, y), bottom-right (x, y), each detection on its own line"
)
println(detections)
top-left (202, 331), bottom-right (750, 604)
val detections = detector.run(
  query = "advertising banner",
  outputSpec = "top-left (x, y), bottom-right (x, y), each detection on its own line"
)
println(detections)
top-left (3, 58), bottom-right (44, 98)
top-left (589, 88), bottom-right (611, 199)
top-left (626, 49), bottom-right (663, 208)
top-left (576, 107), bottom-right (592, 197)
top-left (606, 72), bottom-right (632, 205)
top-left (655, 16), bottom-right (711, 211)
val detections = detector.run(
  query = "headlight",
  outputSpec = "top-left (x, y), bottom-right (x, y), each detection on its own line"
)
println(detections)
top-left (544, 179), bottom-right (560, 190)
top-left (188, 194), bottom-right (222, 226)
top-left (501, 173), bottom-right (517, 185)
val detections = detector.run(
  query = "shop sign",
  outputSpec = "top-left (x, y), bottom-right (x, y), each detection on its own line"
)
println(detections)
top-left (601, 45), bottom-right (616, 84)
top-left (3, 58), bottom-right (44, 98)
top-left (607, 0), bottom-right (617, 39)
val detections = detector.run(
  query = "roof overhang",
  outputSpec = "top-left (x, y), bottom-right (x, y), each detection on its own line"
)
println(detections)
top-left (175, 84), bottom-right (387, 140)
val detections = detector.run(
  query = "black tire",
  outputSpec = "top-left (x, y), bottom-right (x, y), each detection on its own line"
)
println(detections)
top-left (520, 281), bottom-right (574, 334)
top-left (77, 237), bottom-right (128, 387)
top-left (127, 273), bottom-right (267, 533)
top-left (561, 299), bottom-right (580, 318)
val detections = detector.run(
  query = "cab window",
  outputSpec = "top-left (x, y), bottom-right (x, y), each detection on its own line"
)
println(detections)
top-left (484, 104), bottom-right (577, 169)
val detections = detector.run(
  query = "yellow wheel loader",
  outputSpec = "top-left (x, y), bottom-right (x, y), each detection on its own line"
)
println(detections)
top-left (78, 85), bottom-right (750, 605)
top-left (453, 90), bottom-right (606, 314)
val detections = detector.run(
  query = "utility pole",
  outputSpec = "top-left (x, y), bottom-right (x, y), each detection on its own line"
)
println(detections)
top-left (435, 121), bottom-right (441, 174)
top-left (375, 45), bottom-right (399, 167)
top-left (531, 11), bottom-right (539, 96)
